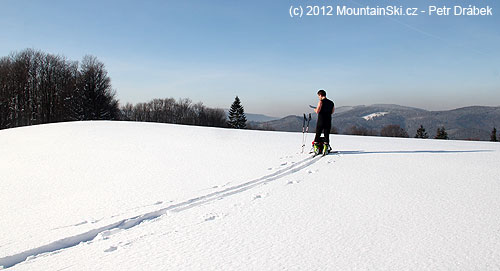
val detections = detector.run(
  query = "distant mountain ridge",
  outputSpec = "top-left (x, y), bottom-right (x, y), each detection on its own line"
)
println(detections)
top-left (252, 105), bottom-right (500, 141)
top-left (224, 110), bottom-right (279, 122)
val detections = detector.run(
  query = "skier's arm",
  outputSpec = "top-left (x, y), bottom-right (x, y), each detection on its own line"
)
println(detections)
top-left (314, 100), bottom-right (322, 114)
top-left (332, 105), bottom-right (335, 115)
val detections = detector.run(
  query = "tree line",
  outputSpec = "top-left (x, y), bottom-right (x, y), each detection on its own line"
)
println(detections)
top-left (344, 124), bottom-right (498, 141)
top-left (0, 49), bottom-right (119, 130)
top-left (2, 49), bottom-right (496, 139)
top-left (0, 49), bottom-right (228, 130)
top-left (344, 124), bottom-right (449, 139)
top-left (120, 98), bottom-right (226, 127)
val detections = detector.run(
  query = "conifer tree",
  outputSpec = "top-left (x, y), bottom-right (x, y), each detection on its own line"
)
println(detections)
top-left (228, 96), bottom-right (247, 129)
top-left (415, 125), bottom-right (429, 139)
top-left (435, 126), bottom-right (448, 139)
top-left (491, 127), bottom-right (498, 142)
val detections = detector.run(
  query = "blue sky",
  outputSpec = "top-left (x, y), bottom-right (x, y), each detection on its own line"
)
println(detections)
top-left (1, 0), bottom-right (499, 117)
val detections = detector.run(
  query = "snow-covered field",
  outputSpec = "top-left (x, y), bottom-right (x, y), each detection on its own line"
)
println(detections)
top-left (1, 121), bottom-right (500, 270)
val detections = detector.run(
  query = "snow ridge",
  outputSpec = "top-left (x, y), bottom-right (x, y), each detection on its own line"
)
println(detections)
top-left (0, 155), bottom-right (322, 269)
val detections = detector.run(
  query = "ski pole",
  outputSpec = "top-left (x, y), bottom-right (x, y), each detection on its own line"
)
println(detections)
top-left (304, 113), bottom-right (311, 152)
top-left (301, 113), bottom-right (306, 153)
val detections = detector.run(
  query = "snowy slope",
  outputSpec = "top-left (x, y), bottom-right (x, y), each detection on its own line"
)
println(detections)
top-left (362, 112), bottom-right (389, 121)
top-left (1, 121), bottom-right (500, 270)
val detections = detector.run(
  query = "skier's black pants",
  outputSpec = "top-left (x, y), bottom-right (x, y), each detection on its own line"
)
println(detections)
top-left (314, 117), bottom-right (331, 144)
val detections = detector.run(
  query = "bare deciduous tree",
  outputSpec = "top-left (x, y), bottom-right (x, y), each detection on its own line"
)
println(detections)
top-left (0, 49), bottom-right (227, 130)
top-left (380, 124), bottom-right (409, 138)
top-left (77, 55), bottom-right (119, 120)
top-left (345, 125), bottom-right (377, 136)
top-left (0, 49), bottom-right (119, 130)
top-left (119, 98), bottom-right (226, 127)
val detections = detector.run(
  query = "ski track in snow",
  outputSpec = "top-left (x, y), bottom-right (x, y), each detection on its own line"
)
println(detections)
top-left (0, 154), bottom-right (324, 269)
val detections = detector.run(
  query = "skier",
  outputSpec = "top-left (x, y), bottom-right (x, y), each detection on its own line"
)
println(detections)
top-left (313, 89), bottom-right (335, 154)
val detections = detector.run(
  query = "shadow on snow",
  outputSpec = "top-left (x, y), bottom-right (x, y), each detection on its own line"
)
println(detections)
top-left (337, 150), bottom-right (494, 155)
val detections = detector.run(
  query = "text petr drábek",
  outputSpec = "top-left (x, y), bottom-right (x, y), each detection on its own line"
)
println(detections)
top-left (429, 5), bottom-right (493, 16)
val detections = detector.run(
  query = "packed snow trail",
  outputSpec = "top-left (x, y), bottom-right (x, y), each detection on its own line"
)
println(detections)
top-left (0, 154), bottom-right (323, 269)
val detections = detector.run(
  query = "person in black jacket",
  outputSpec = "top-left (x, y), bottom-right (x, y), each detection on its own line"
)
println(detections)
top-left (314, 90), bottom-right (335, 151)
